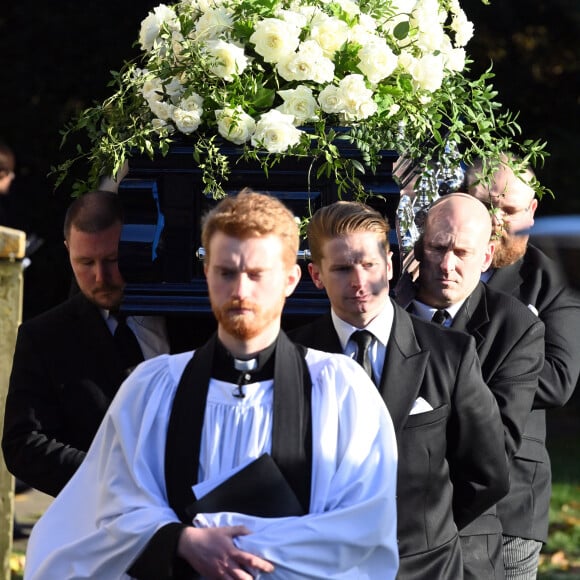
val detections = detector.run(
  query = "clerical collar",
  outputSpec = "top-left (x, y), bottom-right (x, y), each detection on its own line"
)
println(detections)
top-left (212, 337), bottom-right (277, 388)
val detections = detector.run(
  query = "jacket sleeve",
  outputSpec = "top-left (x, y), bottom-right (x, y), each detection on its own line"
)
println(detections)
top-left (487, 317), bottom-right (544, 459)
top-left (533, 285), bottom-right (580, 409)
top-left (1, 323), bottom-right (85, 497)
top-left (447, 337), bottom-right (510, 529)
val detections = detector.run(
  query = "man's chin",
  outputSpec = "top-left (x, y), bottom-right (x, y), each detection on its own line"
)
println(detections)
top-left (88, 292), bottom-right (123, 311)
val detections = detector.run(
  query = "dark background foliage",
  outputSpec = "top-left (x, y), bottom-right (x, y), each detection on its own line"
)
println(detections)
top-left (0, 0), bottom-right (578, 315)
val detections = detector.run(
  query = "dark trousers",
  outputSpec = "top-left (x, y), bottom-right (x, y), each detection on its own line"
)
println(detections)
top-left (461, 533), bottom-right (505, 580)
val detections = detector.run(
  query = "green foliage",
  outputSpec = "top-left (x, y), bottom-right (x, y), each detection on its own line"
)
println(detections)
top-left (52, 0), bottom-right (550, 200)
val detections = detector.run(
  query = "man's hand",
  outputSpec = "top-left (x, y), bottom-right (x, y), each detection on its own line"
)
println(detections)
top-left (177, 525), bottom-right (275, 579)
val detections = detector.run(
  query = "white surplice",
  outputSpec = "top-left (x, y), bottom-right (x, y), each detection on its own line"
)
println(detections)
top-left (24, 348), bottom-right (398, 579)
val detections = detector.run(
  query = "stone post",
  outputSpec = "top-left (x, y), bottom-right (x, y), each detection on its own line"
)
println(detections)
top-left (0, 226), bottom-right (26, 580)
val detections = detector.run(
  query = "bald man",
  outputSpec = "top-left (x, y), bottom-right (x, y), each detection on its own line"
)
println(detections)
top-left (467, 160), bottom-right (580, 578)
top-left (397, 193), bottom-right (545, 580)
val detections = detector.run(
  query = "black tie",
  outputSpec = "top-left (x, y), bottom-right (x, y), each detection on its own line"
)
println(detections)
top-left (431, 309), bottom-right (450, 326)
top-left (113, 314), bottom-right (144, 372)
top-left (351, 330), bottom-right (374, 380)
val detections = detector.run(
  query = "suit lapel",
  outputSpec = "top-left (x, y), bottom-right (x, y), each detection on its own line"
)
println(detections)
top-left (451, 282), bottom-right (488, 352)
top-left (72, 293), bottom-right (128, 391)
top-left (379, 304), bottom-right (430, 432)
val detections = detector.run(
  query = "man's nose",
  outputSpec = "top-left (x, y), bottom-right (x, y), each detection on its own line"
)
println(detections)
top-left (350, 267), bottom-right (366, 287)
top-left (232, 273), bottom-right (250, 297)
top-left (94, 262), bottom-right (107, 284)
top-left (440, 251), bottom-right (456, 272)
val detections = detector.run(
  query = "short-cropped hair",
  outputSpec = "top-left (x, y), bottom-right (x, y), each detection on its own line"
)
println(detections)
top-left (307, 201), bottom-right (390, 264)
top-left (201, 188), bottom-right (299, 267)
top-left (63, 190), bottom-right (124, 241)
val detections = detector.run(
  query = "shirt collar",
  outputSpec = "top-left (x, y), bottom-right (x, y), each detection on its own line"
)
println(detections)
top-left (412, 298), bottom-right (466, 322)
top-left (480, 268), bottom-right (494, 283)
top-left (331, 299), bottom-right (394, 351)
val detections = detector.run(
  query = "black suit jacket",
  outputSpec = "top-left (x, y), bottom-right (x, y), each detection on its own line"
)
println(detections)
top-left (486, 245), bottom-right (580, 541)
top-left (290, 300), bottom-right (509, 580)
top-left (441, 282), bottom-right (545, 541)
top-left (2, 292), bottom-right (186, 497)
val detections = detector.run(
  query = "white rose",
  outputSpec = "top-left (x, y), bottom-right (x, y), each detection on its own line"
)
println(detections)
top-left (164, 77), bottom-right (185, 99)
top-left (142, 75), bottom-right (164, 102)
top-left (179, 94), bottom-right (204, 112)
top-left (205, 40), bottom-right (248, 81)
top-left (274, 8), bottom-right (307, 30)
top-left (149, 99), bottom-right (175, 121)
top-left (337, 74), bottom-right (377, 121)
top-left (333, 0), bottom-right (361, 18)
top-left (413, 0), bottom-right (446, 26)
top-left (451, 10), bottom-right (474, 47)
top-left (276, 40), bottom-right (334, 84)
top-left (170, 93), bottom-right (204, 133)
top-left (390, 0), bottom-right (417, 14)
top-left (172, 108), bottom-right (202, 134)
top-left (355, 98), bottom-right (379, 121)
top-left (139, 4), bottom-right (180, 51)
top-left (309, 16), bottom-right (350, 58)
top-left (183, 0), bottom-right (227, 12)
top-left (443, 46), bottom-right (466, 73)
top-left (416, 23), bottom-right (445, 53)
top-left (250, 18), bottom-right (300, 64)
top-left (349, 14), bottom-right (377, 45)
top-left (251, 110), bottom-right (302, 153)
top-left (195, 7), bottom-right (233, 40)
top-left (412, 0), bottom-right (446, 52)
top-left (318, 85), bottom-right (343, 114)
top-left (295, 4), bottom-right (325, 26)
top-left (276, 86), bottom-right (319, 125)
top-left (215, 107), bottom-right (256, 145)
top-left (397, 51), bottom-right (416, 74)
top-left (357, 38), bottom-right (398, 84)
top-left (409, 54), bottom-right (445, 92)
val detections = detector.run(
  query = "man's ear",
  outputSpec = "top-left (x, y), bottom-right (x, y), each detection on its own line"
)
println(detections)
top-left (64, 240), bottom-right (69, 252)
top-left (482, 241), bottom-right (495, 272)
top-left (308, 262), bottom-right (325, 290)
top-left (529, 198), bottom-right (538, 221)
top-left (285, 263), bottom-right (302, 297)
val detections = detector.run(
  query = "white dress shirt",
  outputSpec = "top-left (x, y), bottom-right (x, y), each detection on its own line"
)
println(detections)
top-left (104, 311), bottom-right (170, 359)
top-left (331, 299), bottom-right (394, 382)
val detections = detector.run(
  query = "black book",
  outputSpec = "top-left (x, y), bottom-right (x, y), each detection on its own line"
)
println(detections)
top-left (186, 453), bottom-right (306, 519)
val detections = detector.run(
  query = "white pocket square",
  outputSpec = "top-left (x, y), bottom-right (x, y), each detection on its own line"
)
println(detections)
top-left (409, 396), bottom-right (434, 415)
top-left (528, 304), bottom-right (539, 316)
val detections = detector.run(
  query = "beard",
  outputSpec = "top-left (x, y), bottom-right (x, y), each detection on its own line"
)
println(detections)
top-left (492, 231), bottom-right (528, 268)
top-left (211, 298), bottom-right (282, 341)
top-left (87, 284), bottom-right (124, 310)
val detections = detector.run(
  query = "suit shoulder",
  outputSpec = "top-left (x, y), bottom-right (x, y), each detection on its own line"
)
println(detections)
top-left (483, 284), bottom-right (545, 334)
top-left (287, 322), bottom-right (315, 344)
top-left (18, 294), bottom-right (86, 334)
top-left (525, 244), bottom-right (558, 270)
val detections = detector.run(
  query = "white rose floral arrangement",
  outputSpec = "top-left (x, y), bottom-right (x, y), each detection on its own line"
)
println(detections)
top-left (56, 0), bottom-right (548, 199)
